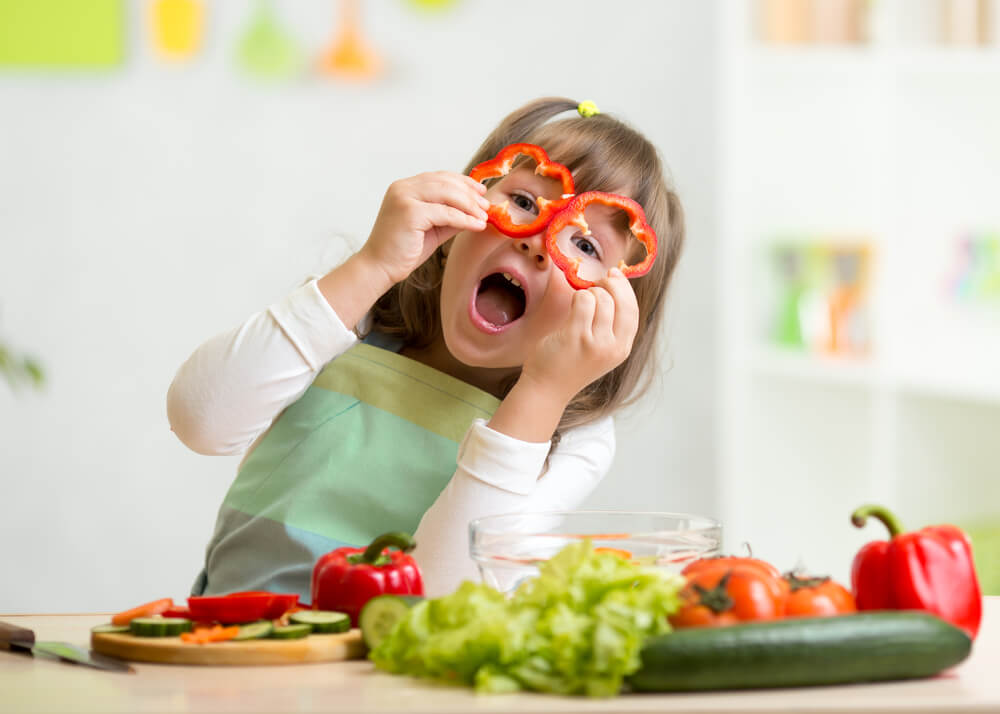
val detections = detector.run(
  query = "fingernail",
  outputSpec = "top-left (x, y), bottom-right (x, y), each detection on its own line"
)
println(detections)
top-left (478, 197), bottom-right (491, 210)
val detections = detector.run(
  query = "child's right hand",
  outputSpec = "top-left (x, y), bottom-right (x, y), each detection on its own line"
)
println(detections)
top-left (359, 172), bottom-right (490, 286)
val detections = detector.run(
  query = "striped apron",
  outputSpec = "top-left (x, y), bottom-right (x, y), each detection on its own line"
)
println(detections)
top-left (191, 339), bottom-right (500, 600)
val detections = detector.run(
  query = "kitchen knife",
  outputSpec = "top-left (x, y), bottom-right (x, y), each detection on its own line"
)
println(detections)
top-left (0, 621), bottom-right (134, 673)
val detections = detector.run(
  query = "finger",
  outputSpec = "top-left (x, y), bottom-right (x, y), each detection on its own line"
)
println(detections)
top-left (462, 173), bottom-right (489, 194)
top-left (420, 202), bottom-right (488, 238)
top-left (569, 288), bottom-right (597, 338)
top-left (415, 172), bottom-right (491, 217)
top-left (599, 267), bottom-right (640, 339)
top-left (588, 286), bottom-right (616, 338)
top-left (426, 169), bottom-right (488, 193)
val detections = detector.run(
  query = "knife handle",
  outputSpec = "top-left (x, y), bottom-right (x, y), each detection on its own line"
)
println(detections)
top-left (0, 621), bottom-right (36, 647)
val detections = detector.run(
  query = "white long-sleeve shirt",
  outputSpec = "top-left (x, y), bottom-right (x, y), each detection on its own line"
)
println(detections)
top-left (167, 279), bottom-right (615, 596)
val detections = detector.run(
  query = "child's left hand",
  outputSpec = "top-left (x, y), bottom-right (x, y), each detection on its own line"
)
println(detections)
top-left (520, 267), bottom-right (640, 404)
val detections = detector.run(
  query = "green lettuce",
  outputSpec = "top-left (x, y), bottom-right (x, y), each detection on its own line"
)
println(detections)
top-left (370, 540), bottom-right (684, 697)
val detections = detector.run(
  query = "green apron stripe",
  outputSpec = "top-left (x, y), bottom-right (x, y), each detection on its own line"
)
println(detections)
top-left (225, 394), bottom-right (461, 543)
top-left (327, 343), bottom-right (500, 412)
top-left (313, 343), bottom-right (500, 443)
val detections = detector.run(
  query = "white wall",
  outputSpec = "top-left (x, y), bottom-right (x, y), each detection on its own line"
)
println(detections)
top-left (0, 1), bottom-right (719, 612)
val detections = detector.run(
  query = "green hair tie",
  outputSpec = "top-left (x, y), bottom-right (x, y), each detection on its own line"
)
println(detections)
top-left (577, 100), bottom-right (600, 118)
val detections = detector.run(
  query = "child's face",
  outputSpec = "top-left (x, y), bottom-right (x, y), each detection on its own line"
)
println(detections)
top-left (439, 167), bottom-right (635, 370)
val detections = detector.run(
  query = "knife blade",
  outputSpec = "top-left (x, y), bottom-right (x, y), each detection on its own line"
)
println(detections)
top-left (0, 621), bottom-right (134, 673)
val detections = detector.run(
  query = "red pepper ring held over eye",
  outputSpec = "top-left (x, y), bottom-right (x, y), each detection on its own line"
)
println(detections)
top-left (544, 191), bottom-right (658, 290)
top-left (468, 143), bottom-right (575, 238)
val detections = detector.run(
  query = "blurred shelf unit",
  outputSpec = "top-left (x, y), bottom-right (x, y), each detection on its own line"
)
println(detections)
top-left (716, 0), bottom-right (1000, 584)
top-left (749, 45), bottom-right (1000, 73)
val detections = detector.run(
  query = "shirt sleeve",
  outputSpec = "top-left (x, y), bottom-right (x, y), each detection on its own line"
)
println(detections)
top-left (166, 279), bottom-right (358, 456)
top-left (412, 415), bottom-right (616, 596)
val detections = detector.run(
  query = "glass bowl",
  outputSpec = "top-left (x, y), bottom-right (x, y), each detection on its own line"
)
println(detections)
top-left (469, 510), bottom-right (722, 593)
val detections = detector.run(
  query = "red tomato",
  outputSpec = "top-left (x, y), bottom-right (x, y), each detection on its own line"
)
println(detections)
top-left (783, 574), bottom-right (857, 617)
top-left (668, 602), bottom-right (742, 628)
top-left (670, 561), bottom-right (789, 628)
top-left (683, 556), bottom-right (782, 581)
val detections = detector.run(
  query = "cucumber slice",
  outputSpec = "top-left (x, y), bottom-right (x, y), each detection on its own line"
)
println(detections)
top-left (290, 610), bottom-right (350, 634)
top-left (269, 624), bottom-right (312, 639)
top-left (91, 624), bottom-right (131, 634)
top-left (359, 594), bottom-right (423, 650)
top-left (233, 621), bottom-right (274, 641)
top-left (129, 617), bottom-right (193, 637)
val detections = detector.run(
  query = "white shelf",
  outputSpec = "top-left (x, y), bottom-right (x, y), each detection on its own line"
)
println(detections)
top-left (749, 347), bottom-right (1000, 405)
top-left (716, 0), bottom-right (1000, 585)
top-left (894, 47), bottom-right (1000, 73)
top-left (749, 348), bottom-right (879, 390)
top-left (894, 365), bottom-right (1000, 406)
top-left (750, 45), bottom-right (1000, 74)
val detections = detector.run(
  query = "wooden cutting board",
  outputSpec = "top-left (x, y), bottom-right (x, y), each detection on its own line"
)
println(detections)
top-left (91, 629), bottom-right (365, 666)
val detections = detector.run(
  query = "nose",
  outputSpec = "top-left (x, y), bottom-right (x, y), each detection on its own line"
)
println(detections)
top-left (513, 234), bottom-right (549, 269)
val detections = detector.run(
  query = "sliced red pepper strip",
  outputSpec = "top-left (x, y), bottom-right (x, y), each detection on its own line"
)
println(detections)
top-left (187, 592), bottom-right (299, 624)
top-left (544, 191), bottom-right (658, 290)
top-left (468, 143), bottom-right (575, 238)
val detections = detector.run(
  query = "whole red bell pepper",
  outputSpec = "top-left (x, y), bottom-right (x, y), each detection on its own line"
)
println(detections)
top-left (311, 532), bottom-right (424, 627)
top-left (850, 504), bottom-right (982, 639)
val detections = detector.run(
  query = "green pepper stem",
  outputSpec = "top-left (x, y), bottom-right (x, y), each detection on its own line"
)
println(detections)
top-left (851, 504), bottom-right (905, 537)
top-left (359, 532), bottom-right (416, 565)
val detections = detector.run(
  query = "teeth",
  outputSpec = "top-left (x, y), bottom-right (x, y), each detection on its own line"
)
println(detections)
top-left (501, 272), bottom-right (521, 288)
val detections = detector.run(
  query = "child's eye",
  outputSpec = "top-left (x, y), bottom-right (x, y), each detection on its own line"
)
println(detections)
top-left (571, 235), bottom-right (601, 260)
top-left (510, 192), bottom-right (538, 215)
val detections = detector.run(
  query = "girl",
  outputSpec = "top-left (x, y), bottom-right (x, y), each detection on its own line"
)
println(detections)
top-left (167, 97), bottom-right (685, 598)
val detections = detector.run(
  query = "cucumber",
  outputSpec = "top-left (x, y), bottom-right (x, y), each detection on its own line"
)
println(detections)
top-left (233, 621), bottom-right (274, 641)
top-left (359, 594), bottom-right (423, 650)
top-left (269, 624), bottom-right (312, 640)
top-left (90, 624), bottom-right (130, 634)
top-left (290, 610), bottom-right (350, 634)
top-left (129, 617), bottom-right (193, 637)
top-left (628, 611), bottom-right (972, 692)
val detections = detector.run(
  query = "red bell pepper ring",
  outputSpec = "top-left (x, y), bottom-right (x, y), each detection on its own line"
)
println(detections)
top-left (544, 191), bottom-right (658, 290)
top-left (468, 143), bottom-right (575, 238)
top-left (851, 504), bottom-right (982, 639)
top-left (311, 531), bottom-right (424, 627)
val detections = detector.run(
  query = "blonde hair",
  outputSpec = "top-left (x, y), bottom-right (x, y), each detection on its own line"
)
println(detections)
top-left (369, 97), bottom-right (686, 434)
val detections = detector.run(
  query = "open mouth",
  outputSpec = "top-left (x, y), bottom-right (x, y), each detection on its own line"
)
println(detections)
top-left (473, 272), bottom-right (526, 330)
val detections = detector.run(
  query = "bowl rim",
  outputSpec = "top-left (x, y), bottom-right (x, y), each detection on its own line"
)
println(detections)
top-left (468, 509), bottom-right (722, 533)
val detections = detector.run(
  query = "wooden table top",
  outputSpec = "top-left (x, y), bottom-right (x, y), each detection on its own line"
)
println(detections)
top-left (3, 597), bottom-right (998, 713)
